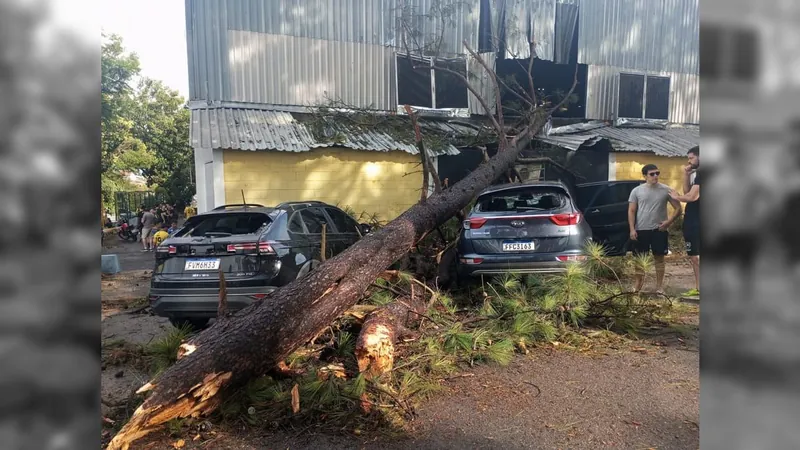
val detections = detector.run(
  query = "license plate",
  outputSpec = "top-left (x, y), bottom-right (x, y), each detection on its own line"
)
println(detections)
top-left (184, 259), bottom-right (221, 271)
top-left (502, 241), bottom-right (535, 251)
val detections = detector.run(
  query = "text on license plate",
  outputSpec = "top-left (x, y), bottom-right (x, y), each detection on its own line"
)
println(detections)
top-left (185, 259), bottom-right (221, 271)
top-left (502, 241), bottom-right (534, 251)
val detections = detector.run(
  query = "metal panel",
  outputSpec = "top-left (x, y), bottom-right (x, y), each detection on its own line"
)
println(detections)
top-left (228, 31), bottom-right (396, 110)
top-left (186, 0), bottom-right (231, 101)
top-left (190, 108), bottom-right (464, 155)
top-left (494, 0), bottom-right (556, 61)
top-left (468, 52), bottom-right (497, 115)
top-left (537, 122), bottom-right (699, 157)
top-left (585, 65), bottom-right (699, 124)
top-left (577, 0), bottom-right (699, 74)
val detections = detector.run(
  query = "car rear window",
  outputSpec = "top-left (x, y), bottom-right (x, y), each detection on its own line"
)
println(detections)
top-left (475, 187), bottom-right (569, 213)
top-left (175, 213), bottom-right (271, 237)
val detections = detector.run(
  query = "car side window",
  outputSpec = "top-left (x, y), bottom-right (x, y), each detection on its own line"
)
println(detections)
top-left (325, 208), bottom-right (358, 234)
top-left (288, 212), bottom-right (305, 234)
top-left (300, 208), bottom-right (328, 234)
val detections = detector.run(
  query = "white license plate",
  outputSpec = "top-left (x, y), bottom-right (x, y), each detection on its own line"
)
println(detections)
top-left (184, 259), bottom-right (221, 271)
top-left (502, 241), bottom-right (535, 251)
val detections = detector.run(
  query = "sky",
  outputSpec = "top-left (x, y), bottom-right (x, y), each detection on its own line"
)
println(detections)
top-left (95, 0), bottom-right (190, 99)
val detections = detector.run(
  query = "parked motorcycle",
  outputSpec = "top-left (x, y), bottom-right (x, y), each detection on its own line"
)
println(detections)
top-left (117, 218), bottom-right (140, 242)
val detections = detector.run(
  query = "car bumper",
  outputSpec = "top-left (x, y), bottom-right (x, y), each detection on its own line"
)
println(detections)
top-left (457, 251), bottom-right (585, 276)
top-left (149, 286), bottom-right (279, 319)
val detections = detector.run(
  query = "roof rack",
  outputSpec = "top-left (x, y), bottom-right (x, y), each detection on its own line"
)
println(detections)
top-left (211, 203), bottom-right (266, 211)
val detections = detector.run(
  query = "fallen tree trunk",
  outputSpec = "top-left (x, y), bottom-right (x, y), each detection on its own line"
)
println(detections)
top-left (356, 289), bottom-right (427, 379)
top-left (107, 111), bottom-right (548, 450)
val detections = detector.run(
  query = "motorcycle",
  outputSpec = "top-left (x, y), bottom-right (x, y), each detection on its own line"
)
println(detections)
top-left (117, 218), bottom-right (140, 242)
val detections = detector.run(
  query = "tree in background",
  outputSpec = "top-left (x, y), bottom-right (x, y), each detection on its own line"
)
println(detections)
top-left (101, 34), bottom-right (195, 211)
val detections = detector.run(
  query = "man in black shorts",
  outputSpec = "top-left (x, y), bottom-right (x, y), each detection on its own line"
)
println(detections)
top-left (670, 146), bottom-right (700, 296)
top-left (628, 164), bottom-right (683, 294)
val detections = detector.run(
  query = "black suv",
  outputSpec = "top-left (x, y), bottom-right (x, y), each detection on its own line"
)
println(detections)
top-left (149, 201), bottom-right (368, 328)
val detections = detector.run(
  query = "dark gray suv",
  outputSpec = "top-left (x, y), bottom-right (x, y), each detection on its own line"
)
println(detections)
top-left (457, 181), bottom-right (593, 277)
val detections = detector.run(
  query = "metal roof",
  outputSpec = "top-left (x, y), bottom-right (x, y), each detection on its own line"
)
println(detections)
top-left (190, 108), bottom-right (475, 156)
top-left (536, 121), bottom-right (700, 157)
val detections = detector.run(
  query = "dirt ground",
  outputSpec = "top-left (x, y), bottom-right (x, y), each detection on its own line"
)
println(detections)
top-left (101, 239), bottom-right (700, 449)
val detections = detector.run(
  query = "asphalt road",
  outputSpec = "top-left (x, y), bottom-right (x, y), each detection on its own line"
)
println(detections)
top-left (102, 238), bottom-right (157, 272)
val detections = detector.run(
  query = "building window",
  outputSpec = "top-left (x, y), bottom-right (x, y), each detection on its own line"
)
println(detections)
top-left (700, 24), bottom-right (760, 83)
top-left (618, 73), bottom-right (671, 121)
top-left (396, 54), bottom-right (469, 109)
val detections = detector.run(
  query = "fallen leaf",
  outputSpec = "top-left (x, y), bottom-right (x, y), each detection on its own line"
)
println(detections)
top-left (172, 439), bottom-right (185, 449)
top-left (102, 417), bottom-right (115, 425)
top-left (193, 434), bottom-right (201, 441)
top-left (291, 383), bottom-right (300, 414)
top-left (631, 347), bottom-right (648, 353)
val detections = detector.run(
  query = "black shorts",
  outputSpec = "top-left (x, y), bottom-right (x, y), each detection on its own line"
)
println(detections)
top-left (632, 229), bottom-right (669, 256)
top-left (683, 225), bottom-right (700, 257)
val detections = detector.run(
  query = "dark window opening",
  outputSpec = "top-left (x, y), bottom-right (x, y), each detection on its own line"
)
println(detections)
top-left (618, 73), bottom-right (645, 119)
top-left (288, 212), bottom-right (305, 234)
top-left (700, 23), bottom-right (759, 83)
top-left (645, 76), bottom-right (670, 120)
top-left (397, 55), bottom-right (432, 108)
top-left (324, 208), bottom-right (358, 234)
top-left (495, 58), bottom-right (588, 118)
top-left (434, 59), bottom-right (469, 108)
top-left (554, 3), bottom-right (579, 65)
top-left (176, 213), bottom-right (271, 237)
top-left (475, 187), bottom-right (569, 213)
top-left (700, 25), bottom-right (724, 79)
top-left (731, 29), bottom-right (759, 81)
top-left (478, 0), bottom-right (493, 53)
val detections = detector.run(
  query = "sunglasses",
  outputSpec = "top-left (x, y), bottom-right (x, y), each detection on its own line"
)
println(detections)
top-left (647, 171), bottom-right (660, 176)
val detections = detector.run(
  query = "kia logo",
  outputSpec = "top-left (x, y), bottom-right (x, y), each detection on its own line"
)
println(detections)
top-left (510, 220), bottom-right (525, 228)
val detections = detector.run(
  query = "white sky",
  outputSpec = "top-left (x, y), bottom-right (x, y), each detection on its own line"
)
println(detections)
top-left (94, 0), bottom-right (190, 98)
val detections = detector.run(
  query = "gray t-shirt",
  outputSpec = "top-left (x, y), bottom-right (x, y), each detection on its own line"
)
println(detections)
top-left (141, 211), bottom-right (157, 228)
top-left (628, 183), bottom-right (671, 230)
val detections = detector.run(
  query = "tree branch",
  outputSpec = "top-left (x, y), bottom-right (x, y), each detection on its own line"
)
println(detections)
top-left (462, 40), bottom-right (506, 147)
top-left (547, 63), bottom-right (580, 116)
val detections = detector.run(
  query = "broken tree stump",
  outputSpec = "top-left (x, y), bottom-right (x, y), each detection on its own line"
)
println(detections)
top-left (355, 288), bottom-right (427, 379)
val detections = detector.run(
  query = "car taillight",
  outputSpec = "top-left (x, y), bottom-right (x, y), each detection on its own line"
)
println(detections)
top-left (226, 242), bottom-right (276, 254)
top-left (549, 213), bottom-right (582, 226)
top-left (463, 217), bottom-right (488, 229)
top-left (556, 255), bottom-right (587, 262)
top-left (168, 245), bottom-right (177, 255)
top-left (459, 257), bottom-right (484, 265)
top-left (250, 293), bottom-right (270, 301)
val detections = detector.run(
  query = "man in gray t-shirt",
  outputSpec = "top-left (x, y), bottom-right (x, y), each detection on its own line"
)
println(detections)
top-left (628, 164), bottom-right (682, 294)
top-left (140, 208), bottom-right (157, 251)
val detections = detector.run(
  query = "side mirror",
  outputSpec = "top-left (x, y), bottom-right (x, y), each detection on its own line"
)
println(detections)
top-left (359, 223), bottom-right (372, 235)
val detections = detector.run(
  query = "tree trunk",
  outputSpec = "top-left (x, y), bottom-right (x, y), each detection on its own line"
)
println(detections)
top-left (355, 290), bottom-right (427, 379)
top-left (107, 113), bottom-right (547, 450)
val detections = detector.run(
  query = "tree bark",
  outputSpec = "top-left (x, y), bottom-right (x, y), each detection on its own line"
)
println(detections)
top-left (355, 289), bottom-right (427, 380)
top-left (107, 111), bottom-right (548, 450)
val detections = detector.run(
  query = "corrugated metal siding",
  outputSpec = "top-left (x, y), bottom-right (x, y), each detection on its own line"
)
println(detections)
top-left (186, 0), bottom-right (231, 101)
top-left (227, 31), bottom-right (395, 110)
top-left (468, 51), bottom-right (496, 115)
top-left (577, 0), bottom-right (699, 74)
top-left (492, 0), bottom-right (556, 60)
top-left (585, 65), bottom-right (699, 124)
top-left (537, 123), bottom-right (699, 157)
top-left (190, 108), bottom-right (464, 155)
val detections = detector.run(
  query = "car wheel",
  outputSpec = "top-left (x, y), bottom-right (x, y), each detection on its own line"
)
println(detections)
top-left (169, 318), bottom-right (209, 330)
top-left (296, 259), bottom-right (321, 280)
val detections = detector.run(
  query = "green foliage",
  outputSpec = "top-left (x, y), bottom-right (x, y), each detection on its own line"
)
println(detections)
top-left (144, 323), bottom-right (193, 375)
top-left (101, 34), bottom-right (195, 209)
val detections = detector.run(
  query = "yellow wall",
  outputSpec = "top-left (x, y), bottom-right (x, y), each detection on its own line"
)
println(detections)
top-left (222, 148), bottom-right (423, 221)
top-left (613, 152), bottom-right (687, 213)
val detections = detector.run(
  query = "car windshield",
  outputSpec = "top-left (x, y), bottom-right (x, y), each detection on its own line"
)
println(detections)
top-left (475, 187), bottom-right (568, 213)
top-left (175, 213), bottom-right (271, 237)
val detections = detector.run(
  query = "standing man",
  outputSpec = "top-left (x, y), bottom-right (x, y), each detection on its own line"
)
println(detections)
top-left (140, 207), bottom-right (157, 252)
top-left (670, 146), bottom-right (700, 297)
top-left (629, 164), bottom-right (683, 294)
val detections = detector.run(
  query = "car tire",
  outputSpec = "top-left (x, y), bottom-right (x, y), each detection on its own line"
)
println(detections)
top-left (169, 318), bottom-right (209, 330)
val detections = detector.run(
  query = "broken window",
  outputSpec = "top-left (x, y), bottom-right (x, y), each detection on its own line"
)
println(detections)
top-left (396, 54), bottom-right (469, 109)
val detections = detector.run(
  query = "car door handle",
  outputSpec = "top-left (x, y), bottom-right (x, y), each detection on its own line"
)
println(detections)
top-left (589, 209), bottom-right (600, 214)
